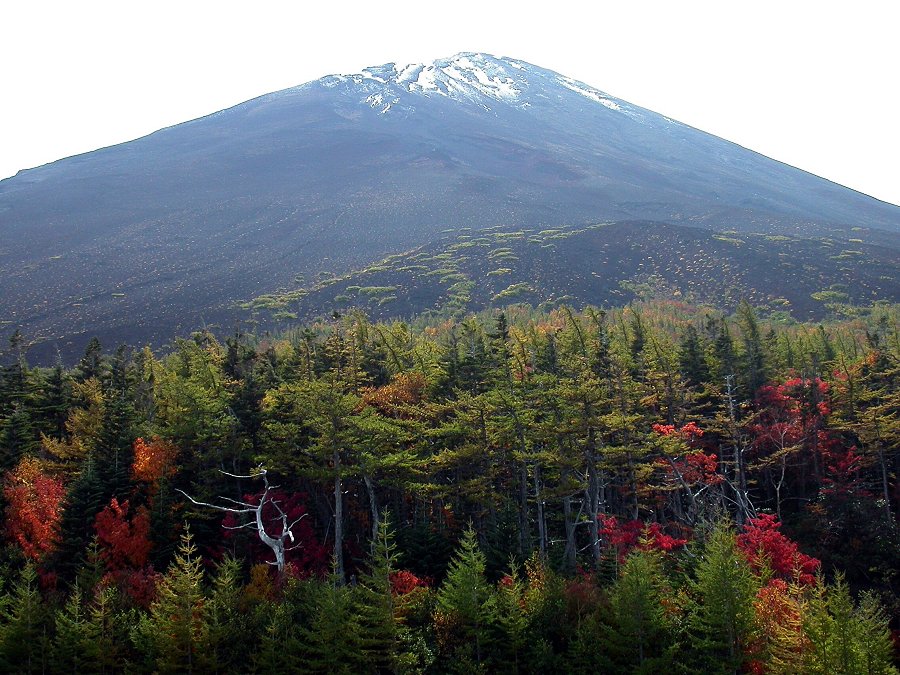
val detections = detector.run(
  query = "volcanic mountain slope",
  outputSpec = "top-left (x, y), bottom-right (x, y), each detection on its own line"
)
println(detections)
top-left (1, 52), bottom-right (898, 359)
top-left (246, 221), bottom-right (900, 324)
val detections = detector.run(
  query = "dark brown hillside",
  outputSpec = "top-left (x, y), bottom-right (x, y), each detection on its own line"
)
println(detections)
top-left (248, 221), bottom-right (899, 324)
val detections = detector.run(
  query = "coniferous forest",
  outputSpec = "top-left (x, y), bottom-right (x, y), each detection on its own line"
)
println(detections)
top-left (0, 300), bottom-right (897, 674)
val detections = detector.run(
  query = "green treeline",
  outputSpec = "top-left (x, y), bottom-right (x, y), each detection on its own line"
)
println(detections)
top-left (0, 299), bottom-right (897, 673)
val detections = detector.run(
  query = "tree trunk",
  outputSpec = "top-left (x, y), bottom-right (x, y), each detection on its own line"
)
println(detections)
top-left (535, 463), bottom-right (547, 556)
top-left (586, 453), bottom-right (602, 566)
top-left (334, 447), bottom-right (345, 581)
top-left (775, 455), bottom-right (787, 521)
top-left (563, 492), bottom-right (577, 572)
top-left (364, 474), bottom-right (379, 544)
top-left (518, 460), bottom-right (530, 556)
top-left (726, 375), bottom-right (750, 525)
top-left (877, 447), bottom-right (892, 523)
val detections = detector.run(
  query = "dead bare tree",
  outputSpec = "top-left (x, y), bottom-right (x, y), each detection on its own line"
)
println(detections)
top-left (178, 465), bottom-right (305, 575)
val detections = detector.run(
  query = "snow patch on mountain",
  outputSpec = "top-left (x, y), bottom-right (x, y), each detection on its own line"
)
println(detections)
top-left (325, 52), bottom-right (638, 120)
top-left (557, 76), bottom-right (622, 111)
top-left (413, 66), bottom-right (439, 92)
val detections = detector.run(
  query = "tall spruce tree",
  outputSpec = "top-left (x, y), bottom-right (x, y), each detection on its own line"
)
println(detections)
top-left (608, 548), bottom-right (676, 671)
top-left (0, 563), bottom-right (48, 674)
top-left (303, 568), bottom-right (364, 674)
top-left (803, 575), bottom-right (899, 675)
top-left (435, 527), bottom-right (495, 670)
top-left (202, 555), bottom-right (246, 674)
top-left (96, 347), bottom-right (137, 500)
top-left (737, 301), bottom-right (768, 399)
top-left (84, 585), bottom-right (130, 674)
top-left (687, 522), bottom-right (758, 674)
top-left (355, 515), bottom-right (403, 672)
top-left (135, 528), bottom-right (207, 673)
top-left (50, 582), bottom-right (92, 674)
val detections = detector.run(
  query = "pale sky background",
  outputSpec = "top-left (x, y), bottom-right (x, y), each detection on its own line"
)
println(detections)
top-left (1, 0), bottom-right (898, 206)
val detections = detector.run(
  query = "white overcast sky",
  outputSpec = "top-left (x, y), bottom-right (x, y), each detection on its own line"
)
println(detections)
top-left (2, 0), bottom-right (898, 206)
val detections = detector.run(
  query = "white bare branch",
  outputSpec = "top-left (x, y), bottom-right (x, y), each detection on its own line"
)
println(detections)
top-left (176, 489), bottom-right (255, 514)
top-left (178, 466), bottom-right (302, 575)
top-left (222, 521), bottom-right (259, 531)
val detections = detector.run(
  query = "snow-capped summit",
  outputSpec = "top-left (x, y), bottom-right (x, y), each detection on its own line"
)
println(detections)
top-left (319, 52), bottom-right (633, 118)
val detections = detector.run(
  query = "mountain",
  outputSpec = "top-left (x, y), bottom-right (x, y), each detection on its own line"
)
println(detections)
top-left (2, 52), bottom-right (898, 360)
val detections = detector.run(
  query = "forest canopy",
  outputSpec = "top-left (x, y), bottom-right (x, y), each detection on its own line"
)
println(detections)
top-left (0, 299), bottom-right (897, 673)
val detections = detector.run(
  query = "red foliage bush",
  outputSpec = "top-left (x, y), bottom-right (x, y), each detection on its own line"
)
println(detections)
top-left (652, 421), bottom-right (703, 441)
top-left (598, 514), bottom-right (688, 561)
top-left (94, 498), bottom-right (153, 569)
top-left (99, 566), bottom-right (162, 608)
top-left (736, 514), bottom-right (820, 585)
top-left (390, 569), bottom-right (430, 595)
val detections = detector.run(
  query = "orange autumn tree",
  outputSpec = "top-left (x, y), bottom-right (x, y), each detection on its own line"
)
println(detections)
top-left (132, 436), bottom-right (178, 488)
top-left (360, 372), bottom-right (427, 416)
top-left (3, 456), bottom-right (66, 560)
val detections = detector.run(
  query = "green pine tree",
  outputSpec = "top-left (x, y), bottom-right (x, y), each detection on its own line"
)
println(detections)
top-left (356, 515), bottom-right (403, 673)
top-left (253, 576), bottom-right (311, 674)
top-left (737, 300), bottom-right (768, 398)
top-left (679, 324), bottom-right (710, 387)
top-left (96, 348), bottom-right (137, 500)
top-left (80, 577), bottom-right (131, 674)
top-left (803, 574), bottom-right (899, 675)
top-left (0, 563), bottom-right (49, 674)
top-left (202, 555), bottom-right (246, 674)
top-left (687, 522), bottom-right (758, 674)
top-left (303, 567), bottom-right (364, 674)
top-left (135, 527), bottom-right (207, 673)
top-left (52, 459), bottom-right (106, 581)
top-left (49, 582), bottom-right (92, 674)
top-left (490, 561), bottom-right (529, 674)
top-left (608, 548), bottom-right (676, 672)
top-left (435, 527), bottom-right (495, 671)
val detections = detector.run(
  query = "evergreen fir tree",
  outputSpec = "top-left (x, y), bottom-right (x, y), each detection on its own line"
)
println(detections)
top-left (52, 458), bottom-right (106, 581)
top-left (355, 515), bottom-right (403, 673)
top-left (50, 582), bottom-right (92, 673)
top-left (0, 403), bottom-right (39, 469)
top-left (490, 561), bottom-right (529, 674)
top-left (803, 575), bottom-right (899, 675)
top-left (709, 316), bottom-right (737, 386)
top-left (737, 300), bottom-right (768, 399)
top-left (608, 548), bottom-right (676, 672)
top-left (853, 591), bottom-right (898, 675)
top-left (254, 580), bottom-right (308, 674)
top-left (37, 362), bottom-right (71, 440)
top-left (679, 324), bottom-right (710, 387)
top-left (202, 555), bottom-right (246, 674)
top-left (0, 563), bottom-right (48, 674)
top-left (136, 527), bottom-right (207, 673)
top-left (77, 337), bottom-right (104, 382)
top-left (84, 585), bottom-right (130, 674)
top-left (303, 567), bottom-right (364, 674)
top-left (0, 330), bottom-right (29, 419)
top-left (148, 475), bottom-right (180, 570)
top-left (435, 526), bottom-right (495, 670)
top-left (687, 522), bottom-right (758, 674)
top-left (95, 346), bottom-right (137, 500)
